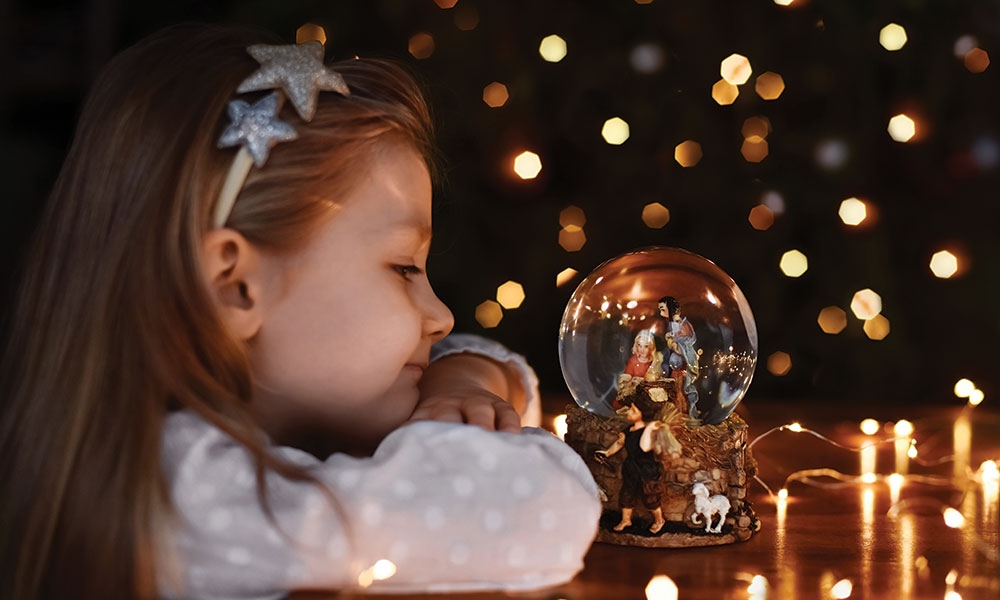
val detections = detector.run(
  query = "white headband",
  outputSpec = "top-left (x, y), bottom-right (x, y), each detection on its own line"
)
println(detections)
top-left (213, 38), bottom-right (350, 228)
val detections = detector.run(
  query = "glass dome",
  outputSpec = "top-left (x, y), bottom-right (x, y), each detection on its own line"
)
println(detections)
top-left (559, 247), bottom-right (757, 425)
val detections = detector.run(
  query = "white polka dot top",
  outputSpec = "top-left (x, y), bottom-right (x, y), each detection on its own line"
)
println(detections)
top-left (157, 335), bottom-right (601, 599)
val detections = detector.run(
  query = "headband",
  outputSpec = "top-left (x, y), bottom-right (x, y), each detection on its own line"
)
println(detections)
top-left (213, 36), bottom-right (351, 228)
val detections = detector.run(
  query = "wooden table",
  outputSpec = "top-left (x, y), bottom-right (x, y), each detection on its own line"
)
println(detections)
top-left (314, 397), bottom-right (1000, 599)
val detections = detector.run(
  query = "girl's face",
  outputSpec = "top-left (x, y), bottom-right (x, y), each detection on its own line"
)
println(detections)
top-left (635, 338), bottom-right (653, 360)
top-left (250, 142), bottom-right (454, 454)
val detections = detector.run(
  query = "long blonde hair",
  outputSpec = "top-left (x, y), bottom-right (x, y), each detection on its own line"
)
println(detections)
top-left (0, 23), bottom-right (436, 600)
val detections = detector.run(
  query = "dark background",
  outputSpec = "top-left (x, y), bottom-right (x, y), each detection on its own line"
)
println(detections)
top-left (2, 0), bottom-right (998, 407)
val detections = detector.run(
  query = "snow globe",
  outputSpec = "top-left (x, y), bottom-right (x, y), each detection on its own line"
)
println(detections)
top-left (559, 247), bottom-right (761, 547)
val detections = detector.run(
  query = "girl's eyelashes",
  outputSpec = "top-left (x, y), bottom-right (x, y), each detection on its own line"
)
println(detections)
top-left (393, 264), bottom-right (424, 280)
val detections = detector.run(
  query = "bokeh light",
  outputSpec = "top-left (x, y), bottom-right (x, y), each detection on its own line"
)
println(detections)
top-left (762, 190), bottom-right (785, 214)
top-left (674, 140), bottom-right (702, 166)
top-left (954, 378), bottom-right (975, 398)
top-left (645, 574), bottom-right (678, 600)
top-left (559, 205), bottom-right (586, 229)
top-left (742, 116), bottom-right (771, 140)
top-left (830, 578), bottom-right (854, 599)
top-left (433, 0), bottom-right (458, 8)
top-left (720, 53), bottom-right (752, 85)
top-left (539, 35), bottom-right (568, 62)
top-left (601, 117), bottom-right (630, 145)
top-left (887, 114), bottom-right (916, 142)
top-left (767, 351), bottom-right (792, 376)
top-left (815, 138), bottom-right (849, 170)
top-left (964, 48), bottom-right (990, 73)
top-left (559, 228), bottom-right (586, 252)
top-left (475, 300), bottom-right (503, 328)
top-left (496, 281), bottom-right (525, 309)
top-left (408, 32), bottom-right (435, 59)
top-left (929, 250), bottom-right (958, 278)
top-left (817, 306), bottom-right (847, 334)
top-left (748, 205), bottom-right (774, 230)
top-left (453, 4), bottom-right (480, 30)
top-left (863, 314), bottom-right (890, 340)
top-left (556, 268), bottom-right (578, 287)
top-left (712, 79), bottom-right (739, 105)
top-left (513, 151), bottom-right (542, 179)
top-left (482, 82), bottom-right (509, 107)
top-left (741, 138), bottom-right (769, 162)
top-left (838, 197), bottom-right (867, 226)
top-left (641, 202), bottom-right (671, 228)
top-left (968, 389), bottom-right (984, 406)
top-left (779, 249), bottom-right (808, 277)
top-left (755, 72), bottom-right (785, 100)
top-left (860, 419), bottom-right (880, 435)
top-left (879, 24), bottom-right (907, 51)
top-left (850, 289), bottom-right (882, 320)
top-left (295, 24), bottom-right (327, 45)
top-left (954, 35), bottom-right (978, 58)
top-left (630, 43), bottom-right (666, 73)
top-left (773, 0), bottom-right (795, 5)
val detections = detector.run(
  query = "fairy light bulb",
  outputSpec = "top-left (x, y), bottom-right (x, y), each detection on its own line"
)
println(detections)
top-left (942, 507), bottom-right (965, 528)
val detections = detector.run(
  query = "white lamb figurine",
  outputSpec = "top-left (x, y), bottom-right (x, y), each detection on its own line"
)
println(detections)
top-left (691, 482), bottom-right (731, 534)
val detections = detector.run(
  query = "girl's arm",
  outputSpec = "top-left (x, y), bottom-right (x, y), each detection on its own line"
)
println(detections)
top-left (410, 334), bottom-right (541, 431)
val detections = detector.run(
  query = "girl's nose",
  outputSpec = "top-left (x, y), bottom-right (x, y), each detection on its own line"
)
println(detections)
top-left (423, 287), bottom-right (454, 342)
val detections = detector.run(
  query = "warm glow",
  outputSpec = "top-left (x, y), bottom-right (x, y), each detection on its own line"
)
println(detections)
top-left (559, 228), bottom-right (586, 252)
top-left (929, 250), bottom-right (958, 278)
top-left (942, 507), bottom-right (966, 528)
top-left (777, 488), bottom-right (789, 500)
top-left (850, 289), bottom-right (882, 319)
top-left (296, 24), bottom-right (327, 45)
top-left (642, 203), bottom-right (671, 228)
top-left (747, 574), bottom-right (769, 596)
top-left (755, 72), bottom-right (785, 100)
top-left (767, 351), bottom-right (792, 376)
top-left (720, 53), bottom-right (752, 85)
top-left (946, 569), bottom-right (959, 586)
top-left (433, 0), bottom-right (458, 7)
top-left (860, 419), bottom-right (880, 436)
top-left (556, 268), bottom-right (578, 287)
top-left (645, 574), bottom-right (678, 600)
top-left (482, 82), bottom-right (509, 108)
top-left (787, 422), bottom-right (803, 432)
top-left (981, 460), bottom-right (999, 481)
top-left (748, 205), bottom-right (774, 230)
top-left (944, 591), bottom-right (963, 600)
top-left (513, 151), bottom-right (542, 179)
top-left (861, 473), bottom-right (877, 484)
top-left (408, 32), bottom-right (435, 60)
top-left (357, 559), bottom-right (397, 587)
top-left (879, 23), bottom-right (908, 51)
top-left (906, 441), bottom-right (918, 459)
top-left (964, 48), bottom-right (990, 73)
top-left (674, 140), bottom-right (703, 166)
top-left (888, 114), bottom-right (916, 142)
top-left (496, 281), bottom-right (525, 309)
top-left (712, 78), bottom-right (739, 105)
top-left (601, 117), bottom-right (630, 145)
top-left (779, 249), bottom-right (808, 277)
top-left (741, 138), bottom-right (769, 162)
top-left (559, 205), bottom-right (586, 229)
top-left (475, 300), bottom-right (503, 328)
top-left (894, 420), bottom-right (914, 437)
top-left (454, 5), bottom-right (480, 30)
top-left (953, 378), bottom-right (975, 398)
top-left (773, 0), bottom-right (794, 5)
top-left (838, 197), bottom-right (867, 226)
top-left (863, 314), bottom-right (890, 340)
top-left (539, 35), bottom-right (568, 62)
top-left (831, 578), bottom-right (853, 599)
top-left (742, 116), bottom-right (771, 140)
top-left (968, 389), bottom-right (984, 406)
top-left (553, 414), bottom-right (568, 440)
top-left (817, 306), bottom-right (847, 334)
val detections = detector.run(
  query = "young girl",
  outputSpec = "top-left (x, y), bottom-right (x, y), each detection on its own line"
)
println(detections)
top-left (0, 23), bottom-right (599, 599)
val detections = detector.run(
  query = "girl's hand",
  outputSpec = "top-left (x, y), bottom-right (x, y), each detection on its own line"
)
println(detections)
top-left (410, 353), bottom-right (526, 433)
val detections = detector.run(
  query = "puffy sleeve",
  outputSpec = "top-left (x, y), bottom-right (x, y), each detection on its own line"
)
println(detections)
top-left (159, 411), bottom-right (600, 599)
top-left (430, 333), bottom-right (542, 427)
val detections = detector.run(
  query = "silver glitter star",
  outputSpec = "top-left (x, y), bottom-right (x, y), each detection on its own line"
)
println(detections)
top-left (237, 41), bottom-right (350, 122)
top-left (217, 92), bottom-right (298, 167)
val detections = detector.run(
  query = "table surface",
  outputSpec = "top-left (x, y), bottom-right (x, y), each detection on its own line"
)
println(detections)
top-left (304, 397), bottom-right (1000, 600)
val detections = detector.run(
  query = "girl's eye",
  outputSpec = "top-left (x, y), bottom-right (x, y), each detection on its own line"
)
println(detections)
top-left (393, 265), bottom-right (423, 280)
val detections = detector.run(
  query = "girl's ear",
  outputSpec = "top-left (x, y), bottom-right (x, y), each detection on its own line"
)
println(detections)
top-left (200, 229), bottom-right (265, 341)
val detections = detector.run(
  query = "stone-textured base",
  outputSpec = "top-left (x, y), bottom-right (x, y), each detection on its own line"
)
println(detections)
top-left (564, 386), bottom-right (760, 548)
